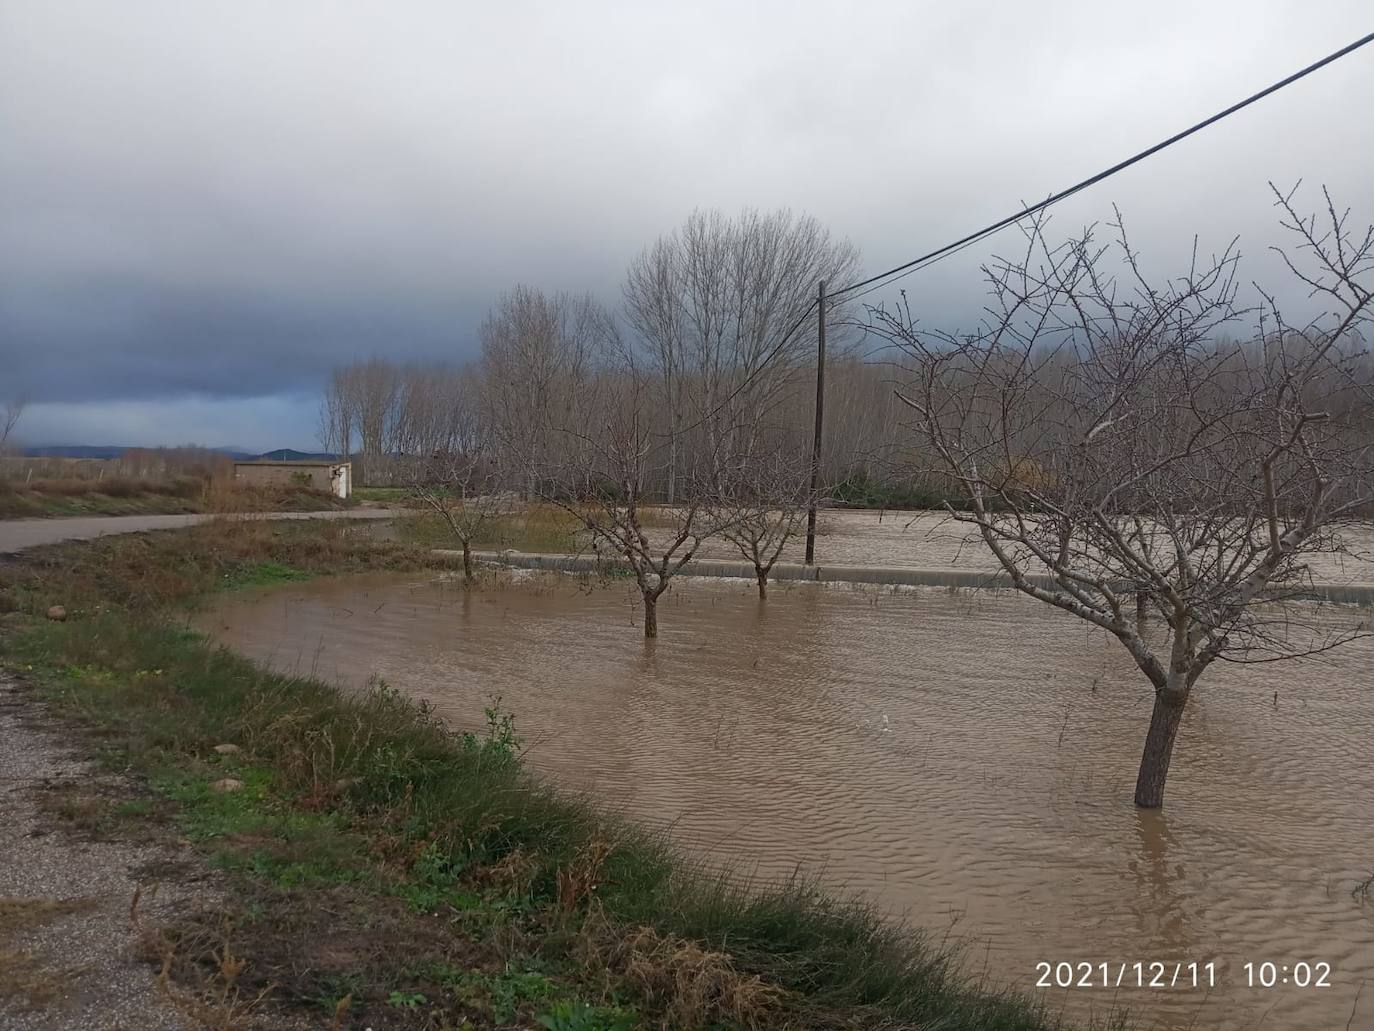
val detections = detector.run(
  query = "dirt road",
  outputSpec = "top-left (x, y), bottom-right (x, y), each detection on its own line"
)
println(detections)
top-left (0, 509), bottom-right (394, 555)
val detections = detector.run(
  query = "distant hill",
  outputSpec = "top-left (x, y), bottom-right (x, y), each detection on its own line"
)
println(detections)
top-left (19, 445), bottom-right (323, 462)
top-left (253, 449), bottom-right (337, 462)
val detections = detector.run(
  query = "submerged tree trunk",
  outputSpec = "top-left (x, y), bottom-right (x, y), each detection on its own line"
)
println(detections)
top-left (1134, 687), bottom-right (1188, 808)
top-left (755, 567), bottom-right (768, 599)
top-left (643, 593), bottom-right (658, 638)
top-left (462, 540), bottom-right (474, 585)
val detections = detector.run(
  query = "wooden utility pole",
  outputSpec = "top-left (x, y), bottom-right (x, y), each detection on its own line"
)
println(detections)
top-left (804, 278), bottom-right (826, 564)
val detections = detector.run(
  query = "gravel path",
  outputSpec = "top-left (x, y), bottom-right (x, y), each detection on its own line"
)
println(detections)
top-left (0, 508), bottom-right (395, 555)
top-left (0, 673), bottom-right (197, 1029)
top-left (0, 511), bottom-right (394, 1027)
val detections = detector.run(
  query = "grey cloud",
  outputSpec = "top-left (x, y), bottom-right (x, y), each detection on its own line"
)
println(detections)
top-left (3, 0), bottom-right (1372, 443)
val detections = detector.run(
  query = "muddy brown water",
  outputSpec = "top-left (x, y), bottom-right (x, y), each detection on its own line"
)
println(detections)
top-left (198, 572), bottom-right (1374, 1030)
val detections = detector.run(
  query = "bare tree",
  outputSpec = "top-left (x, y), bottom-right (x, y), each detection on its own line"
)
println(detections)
top-left (712, 442), bottom-right (812, 598)
top-left (624, 236), bottom-right (687, 503)
top-left (409, 368), bottom-right (502, 584)
top-left (1, 398), bottom-right (24, 454)
top-left (351, 359), bottom-right (401, 478)
top-left (413, 456), bottom-right (503, 586)
top-left (481, 286), bottom-right (599, 497)
top-left (317, 370), bottom-right (354, 461)
top-left (539, 333), bottom-right (732, 638)
top-left (867, 187), bottom-right (1374, 809)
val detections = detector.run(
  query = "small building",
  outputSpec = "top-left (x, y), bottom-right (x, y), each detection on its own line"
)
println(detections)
top-left (232, 460), bottom-right (352, 499)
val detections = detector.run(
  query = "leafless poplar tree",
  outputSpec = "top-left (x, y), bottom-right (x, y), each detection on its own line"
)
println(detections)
top-left (313, 358), bottom-right (398, 478)
top-left (624, 208), bottom-right (861, 492)
top-left (317, 370), bottom-right (354, 460)
top-left (350, 359), bottom-right (401, 476)
top-left (481, 286), bottom-right (600, 496)
top-left (867, 186), bottom-right (1374, 809)
top-left (623, 236), bottom-right (687, 503)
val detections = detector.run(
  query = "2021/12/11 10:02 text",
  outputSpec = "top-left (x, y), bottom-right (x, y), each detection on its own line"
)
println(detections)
top-left (1035, 961), bottom-right (1333, 989)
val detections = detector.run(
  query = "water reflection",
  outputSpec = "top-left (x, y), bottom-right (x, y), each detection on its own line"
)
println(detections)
top-left (1128, 809), bottom-right (1192, 956)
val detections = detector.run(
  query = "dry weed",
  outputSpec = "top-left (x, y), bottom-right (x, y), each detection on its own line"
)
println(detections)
top-left (556, 840), bottom-right (614, 917)
top-left (0, 947), bottom-right (80, 1010)
top-left (578, 913), bottom-right (785, 1029)
top-left (139, 916), bottom-right (275, 1030)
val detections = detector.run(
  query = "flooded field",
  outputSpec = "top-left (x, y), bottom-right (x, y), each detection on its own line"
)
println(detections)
top-left (700, 509), bottom-right (1374, 583)
top-left (197, 572), bottom-right (1374, 1030)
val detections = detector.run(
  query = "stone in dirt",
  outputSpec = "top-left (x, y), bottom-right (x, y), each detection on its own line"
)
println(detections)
top-left (45, 605), bottom-right (66, 622)
top-left (210, 778), bottom-right (244, 793)
top-left (212, 743), bottom-right (241, 755)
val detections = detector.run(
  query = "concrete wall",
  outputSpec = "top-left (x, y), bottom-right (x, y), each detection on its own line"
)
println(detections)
top-left (445, 549), bottom-right (1374, 607)
top-left (232, 462), bottom-right (351, 498)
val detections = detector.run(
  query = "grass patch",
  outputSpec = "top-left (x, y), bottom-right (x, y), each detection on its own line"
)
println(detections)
top-left (0, 518), bottom-right (1106, 1029)
top-left (221, 560), bottom-right (310, 589)
top-left (829, 474), bottom-right (972, 511)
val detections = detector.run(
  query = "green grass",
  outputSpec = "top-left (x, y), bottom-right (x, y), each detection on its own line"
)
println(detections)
top-left (352, 486), bottom-right (414, 503)
top-left (829, 474), bottom-right (969, 511)
top-left (221, 559), bottom-right (310, 589)
top-left (0, 519), bottom-right (1110, 1030)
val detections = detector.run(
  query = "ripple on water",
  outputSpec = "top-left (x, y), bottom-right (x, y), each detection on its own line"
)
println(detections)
top-left (199, 572), bottom-right (1374, 1031)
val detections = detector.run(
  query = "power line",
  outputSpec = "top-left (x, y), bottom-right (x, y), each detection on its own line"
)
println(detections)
top-left (832, 28), bottom-right (1374, 301)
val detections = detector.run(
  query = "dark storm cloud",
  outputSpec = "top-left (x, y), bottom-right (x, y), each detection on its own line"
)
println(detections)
top-left (2, 0), bottom-right (1372, 446)
top-left (6, 277), bottom-right (464, 402)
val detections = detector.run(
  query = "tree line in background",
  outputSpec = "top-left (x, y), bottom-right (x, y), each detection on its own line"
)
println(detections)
top-left (317, 209), bottom-right (915, 502)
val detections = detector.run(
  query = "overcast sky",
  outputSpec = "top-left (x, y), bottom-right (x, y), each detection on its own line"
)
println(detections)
top-left (2, 1), bottom-right (1371, 450)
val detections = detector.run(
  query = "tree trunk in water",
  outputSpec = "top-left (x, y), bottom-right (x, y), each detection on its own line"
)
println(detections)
top-left (1134, 688), bottom-right (1187, 808)
top-left (1135, 589), bottom-right (1149, 635)
top-left (462, 541), bottom-right (473, 586)
top-left (643, 594), bottom-right (658, 638)
top-left (756, 569), bottom-right (768, 599)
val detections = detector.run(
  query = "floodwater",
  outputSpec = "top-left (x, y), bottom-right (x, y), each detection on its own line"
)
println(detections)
top-left (698, 509), bottom-right (1374, 584)
top-left (197, 572), bottom-right (1374, 1031)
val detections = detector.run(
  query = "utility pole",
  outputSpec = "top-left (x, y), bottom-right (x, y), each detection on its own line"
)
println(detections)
top-left (804, 278), bottom-right (826, 564)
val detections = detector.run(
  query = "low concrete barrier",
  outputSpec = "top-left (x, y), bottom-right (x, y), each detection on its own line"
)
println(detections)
top-left (430, 549), bottom-right (1374, 607)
